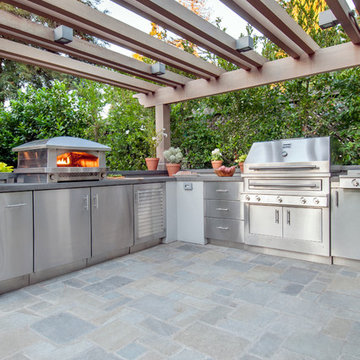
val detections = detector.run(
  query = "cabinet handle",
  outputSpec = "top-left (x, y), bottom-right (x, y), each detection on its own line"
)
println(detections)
top-left (216, 226), bottom-right (229, 230)
top-left (5, 203), bottom-right (27, 208)
top-left (335, 191), bottom-right (339, 207)
top-left (275, 209), bottom-right (279, 224)
top-left (216, 208), bottom-right (229, 211)
top-left (93, 194), bottom-right (99, 209)
top-left (83, 195), bottom-right (89, 211)
top-left (216, 189), bottom-right (229, 193)
top-left (287, 210), bottom-right (291, 225)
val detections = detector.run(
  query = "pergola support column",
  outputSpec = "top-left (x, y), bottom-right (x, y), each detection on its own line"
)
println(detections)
top-left (155, 104), bottom-right (171, 170)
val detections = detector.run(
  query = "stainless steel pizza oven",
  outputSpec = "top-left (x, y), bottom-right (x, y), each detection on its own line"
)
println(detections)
top-left (13, 136), bottom-right (111, 183)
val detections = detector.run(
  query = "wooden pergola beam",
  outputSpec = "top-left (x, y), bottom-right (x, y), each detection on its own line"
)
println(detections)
top-left (2, 0), bottom-right (224, 79)
top-left (113, 0), bottom-right (267, 70)
top-left (326, 0), bottom-right (360, 44)
top-left (0, 10), bottom-right (190, 87)
top-left (0, 38), bottom-right (161, 93)
top-left (220, 0), bottom-right (307, 58)
top-left (135, 42), bottom-right (360, 107)
top-left (247, 0), bottom-right (320, 55)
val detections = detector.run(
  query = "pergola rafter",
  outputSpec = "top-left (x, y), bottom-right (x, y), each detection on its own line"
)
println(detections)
top-left (0, 10), bottom-right (190, 87)
top-left (3, 0), bottom-right (224, 79)
top-left (112, 0), bottom-right (267, 70)
top-left (326, 0), bottom-right (360, 44)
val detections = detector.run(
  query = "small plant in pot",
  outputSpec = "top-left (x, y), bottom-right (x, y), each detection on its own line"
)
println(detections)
top-left (235, 154), bottom-right (247, 172)
top-left (211, 148), bottom-right (223, 169)
top-left (163, 147), bottom-right (183, 177)
top-left (145, 127), bottom-right (167, 171)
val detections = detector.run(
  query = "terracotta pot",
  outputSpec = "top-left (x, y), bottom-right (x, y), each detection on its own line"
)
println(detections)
top-left (166, 163), bottom-right (181, 177)
top-left (238, 162), bottom-right (244, 173)
top-left (145, 157), bottom-right (159, 171)
top-left (211, 160), bottom-right (223, 169)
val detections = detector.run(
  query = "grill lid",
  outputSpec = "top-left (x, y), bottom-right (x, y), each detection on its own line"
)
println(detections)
top-left (12, 136), bottom-right (111, 152)
top-left (246, 137), bottom-right (330, 165)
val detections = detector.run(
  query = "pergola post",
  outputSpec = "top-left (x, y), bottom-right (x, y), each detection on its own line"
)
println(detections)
top-left (155, 104), bottom-right (171, 170)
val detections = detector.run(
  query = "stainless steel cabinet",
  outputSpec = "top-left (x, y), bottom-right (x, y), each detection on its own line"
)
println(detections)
top-left (0, 192), bottom-right (33, 281)
top-left (134, 183), bottom-right (166, 244)
top-left (204, 181), bottom-right (244, 244)
top-left (331, 188), bottom-right (360, 260)
top-left (91, 186), bottom-right (133, 256)
top-left (34, 188), bottom-right (91, 272)
top-left (246, 204), bottom-right (328, 255)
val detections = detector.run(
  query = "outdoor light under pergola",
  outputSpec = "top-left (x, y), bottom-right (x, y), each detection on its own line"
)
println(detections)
top-left (54, 25), bottom-right (73, 44)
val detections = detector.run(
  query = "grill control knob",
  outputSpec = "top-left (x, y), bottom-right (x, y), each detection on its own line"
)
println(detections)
top-left (352, 178), bottom-right (360, 187)
top-left (245, 195), bottom-right (250, 201)
top-left (313, 197), bottom-right (320, 205)
top-left (49, 174), bottom-right (55, 181)
top-left (277, 196), bottom-right (283, 203)
top-left (256, 195), bottom-right (261, 202)
top-left (300, 196), bottom-right (306, 204)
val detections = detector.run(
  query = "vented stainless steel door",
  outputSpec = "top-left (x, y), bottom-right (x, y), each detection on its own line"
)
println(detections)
top-left (134, 183), bottom-right (166, 244)
top-left (0, 192), bottom-right (33, 281)
top-left (249, 205), bottom-right (282, 237)
top-left (34, 188), bottom-right (91, 272)
top-left (91, 185), bottom-right (133, 256)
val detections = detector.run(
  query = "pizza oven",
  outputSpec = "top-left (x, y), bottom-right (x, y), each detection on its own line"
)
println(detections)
top-left (12, 136), bottom-right (111, 183)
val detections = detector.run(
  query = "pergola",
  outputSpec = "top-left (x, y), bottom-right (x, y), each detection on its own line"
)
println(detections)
top-left (1, 0), bottom-right (360, 166)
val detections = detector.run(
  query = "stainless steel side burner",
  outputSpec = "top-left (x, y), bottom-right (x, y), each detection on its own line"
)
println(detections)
top-left (13, 136), bottom-right (111, 183)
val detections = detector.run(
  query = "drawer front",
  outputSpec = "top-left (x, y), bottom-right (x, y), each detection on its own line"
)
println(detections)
top-left (205, 217), bottom-right (244, 243)
top-left (204, 182), bottom-right (241, 200)
top-left (205, 200), bottom-right (243, 220)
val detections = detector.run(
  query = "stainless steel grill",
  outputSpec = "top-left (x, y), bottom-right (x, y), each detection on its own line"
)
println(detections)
top-left (13, 137), bottom-right (111, 183)
top-left (242, 137), bottom-right (331, 257)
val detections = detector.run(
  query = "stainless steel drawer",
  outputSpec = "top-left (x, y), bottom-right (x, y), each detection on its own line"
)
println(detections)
top-left (205, 199), bottom-right (244, 220)
top-left (204, 182), bottom-right (241, 200)
top-left (205, 217), bottom-right (244, 243)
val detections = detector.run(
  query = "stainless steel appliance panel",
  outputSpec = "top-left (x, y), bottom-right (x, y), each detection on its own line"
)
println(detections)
top-left (204, 182), bottom-right (241, 200)
top-left (134, 183), bottom-right (166, 244)
top-left (0, 192), bottom-right (33, 281)
top-left (331, 188), bottom-right (360, 260)
top-left (205, 217), bottom-right (244, 242)
top-left (91, 185), bottom-right (134, 256)
top-left (249, 205), bottom-right (282, 237)
top-left (34, 188), bottom-right (91, 272)
top-left (247, 178), bottom-right (322, 191)
top-left (205, 199), bottom-right (243, 220)
top-left (283, 207), bottom-right (322, 242)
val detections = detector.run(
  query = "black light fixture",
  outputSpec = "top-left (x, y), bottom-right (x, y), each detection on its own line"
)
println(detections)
top-left (54, 25), bottom-right (73, 44)
top-left (236, 36), bottom-right (254, 52)
top-left (319, 9), bottom-right (339, 29)
top-left (151, 62), bottom-right (166, 76)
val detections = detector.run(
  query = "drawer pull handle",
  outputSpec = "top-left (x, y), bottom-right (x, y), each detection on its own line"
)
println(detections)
top-left (216, 189), bottom-right (229, 193)
top-left (5, 203), bottom-right (27, 208)
top-left (216, 226), bottom-right (229, 230)
top-left (216, 208), bottom-right (229, 211)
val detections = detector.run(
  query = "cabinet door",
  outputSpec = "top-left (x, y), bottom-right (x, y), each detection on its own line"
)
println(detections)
top-left (34, 188), bottom-right (91, 272)
top-left (249, 205), bottom-right (282, 237)
top-left (0, 192), bottom-right (33, 281)
top-left (91, 185), bottom-right (133, 256)
top-left (283, 207), bottom-right (322, 242)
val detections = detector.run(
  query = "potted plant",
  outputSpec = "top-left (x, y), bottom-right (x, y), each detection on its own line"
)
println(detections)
top-left (236, 154), bottom-right (247, 173)
top-left (211, 148), bottom-right (223, 169)
top-left (145, 128), bottom-right (167, 171)
top-left (163, 147), bottom-right (183, 176)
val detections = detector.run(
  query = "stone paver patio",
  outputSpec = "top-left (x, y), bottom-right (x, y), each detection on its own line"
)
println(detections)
top-left (1, 241), bottom-right (360, 360)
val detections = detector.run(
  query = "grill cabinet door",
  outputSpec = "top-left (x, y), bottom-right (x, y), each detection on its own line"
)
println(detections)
top-left (91, 185), bottom-right (134, 257)
top-left (34, 188), bottom-right (91, 272)
top-left (249, 205), bottom-right (282, 237)
top-left (134, 183), bottom-right (166, 244)
top-left (0, 192), bottom-right (33, 281)
top-left (283, 207), bottom-right (322, 242)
